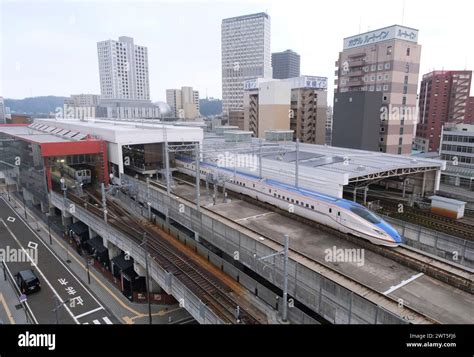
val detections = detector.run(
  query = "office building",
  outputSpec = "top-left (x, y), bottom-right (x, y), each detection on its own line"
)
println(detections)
top-left (166, 87), bottom-right (200, 119)
top-left (0, 97), bottom-right (5, 124)
top-left (221, 13), bottom-right (271, 114)
top-left (415, 70), bottom-right (472, 152)
top-left (244, 75), bottom-right (328, 143)
top-left (272, 50), bottom-right (300, 79)
top-left (97, 36), bottom-right (150, 101)
top-left (463, 96), bottom-right (474, 124)
top-left (334, 25), bottom-right (422, 154)
top-left (439, 123), bottom-right (474, 188)
top-left (332, 92), bottom-right (383, 152)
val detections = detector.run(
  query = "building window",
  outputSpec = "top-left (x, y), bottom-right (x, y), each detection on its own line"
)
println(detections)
top-left (406, 48), bottom-right (411, 56)
top-left (380, 137), bottom-right (384, 142)
top-left (371, 65), bottom-right (376, 71)
top-left (378, 64), bottom-right (383, 71)
top-left (398, 147), bottom-right (402, 154)
top-left (384, 62), bottom-right (391, 70)
top-left (402, 96), bottom-right (407, 105)
top-left (383, 84), bottom-right (389, 91)
top-left (387, 46), bottom-right (392, 55)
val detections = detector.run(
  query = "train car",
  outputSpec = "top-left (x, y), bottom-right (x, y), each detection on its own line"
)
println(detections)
top-left (50, 165), bottom-right (92, 187)
top-left (176, 158), bottom-right (403, 247)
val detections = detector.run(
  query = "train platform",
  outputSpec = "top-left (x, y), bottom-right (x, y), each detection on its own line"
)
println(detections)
top-left (173, 182), bottom-right (474, 324)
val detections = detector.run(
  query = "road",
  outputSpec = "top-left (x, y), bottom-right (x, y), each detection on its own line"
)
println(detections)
top-left (0, 196), bottom-right (119, 325)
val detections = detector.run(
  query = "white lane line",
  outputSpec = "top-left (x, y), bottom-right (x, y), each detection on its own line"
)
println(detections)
top-left (83, 322), bottom-right (89, 325)
top-left (383, 272), bottom-right (424, 295)
top-left (93, 319), bottom-right (100, 325)
top-left (75, 306), bottom-right (103, 319)
top-left (103, 316), bottom-right (113, 325)
top-left (0, 218), bottom-right (79, 324)
top-left (0, 197), bottom-right (105, 312)
top-left (235, 211), bottom-right (274, 222)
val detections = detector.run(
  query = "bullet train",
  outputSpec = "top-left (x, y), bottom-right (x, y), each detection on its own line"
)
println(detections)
top-left (175, 158), bottom-right (403, 247)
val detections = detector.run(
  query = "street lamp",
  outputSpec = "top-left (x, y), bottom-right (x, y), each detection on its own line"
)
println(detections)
top-left (60, 177), bottom-right (71, 264)
top-left (53, 296), bottom-right (71, 324)
top-left (141, 232), bottom-right (152, 325)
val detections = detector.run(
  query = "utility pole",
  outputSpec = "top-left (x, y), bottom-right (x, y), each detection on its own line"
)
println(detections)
top-left (142, 232), bottom-right (152, 325)
top-left (101, 182), bottom-right (107, 223)
top-left (195, 143), bottom-right (200, 212)
top-left (257, 234), bottom-right (290, 323)
top-left (295, 139), bottom-right (300, 189)
top-left (53, 297), bottom-right (71, 324)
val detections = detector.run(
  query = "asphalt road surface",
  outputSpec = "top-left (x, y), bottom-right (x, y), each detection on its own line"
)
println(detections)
top-left (0, 196), bottom-right (119, 324)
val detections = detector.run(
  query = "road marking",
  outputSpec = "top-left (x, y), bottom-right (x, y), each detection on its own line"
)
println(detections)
top-left (103, 316), bottom-right (113, 324)
top-left (0, 197), bottom-right (105, 312)
top-left (7, 217), bottom-right (15, 222)
top-left (0, 218), bottom-right (79, 324)
top-left (235, 211), bottom-right (275, 222)
top-left (383, 272), bottom-right (424, 295)
top-left (0, 196), bottom-right (146, 324)
top-left (92, 319), bottom-right (100, 324)
top-left (27, 241), bottom-right (38, 250)
top-left (0, 293), bottom-right (16, 324)
top-left (75, 306), bottom-right (103, 319)
top-left (1, 196), bottom-right (144, 322)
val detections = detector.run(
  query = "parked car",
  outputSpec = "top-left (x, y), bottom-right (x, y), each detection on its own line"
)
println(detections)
top-left (15, 269), bottom-right (41, 294)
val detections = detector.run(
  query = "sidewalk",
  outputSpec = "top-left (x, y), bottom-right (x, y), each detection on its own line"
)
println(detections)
top-left (0, 191), bottom-right (193, 325)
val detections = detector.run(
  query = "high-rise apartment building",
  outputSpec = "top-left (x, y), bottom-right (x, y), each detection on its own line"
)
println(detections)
top-left (0, 97), bottom-right (5, 124)
top-left (221, 13), bottom-right (271, 114)
top-left (466, 97), bottom-right (474, 124)
top-left (272, 50), bottom-right (300, 79)
top-left (334, 25), bottom-right (421, 154)
top-left (415, 70), bottom-right (472, 152)
top-left (97, 36), bottom-right (150, 101)
top-left (166, 87), bottom-right (200, 119)
top-left (244, 76), bottom-right (328, 144)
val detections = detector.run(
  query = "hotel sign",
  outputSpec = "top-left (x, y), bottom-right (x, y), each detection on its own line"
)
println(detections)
top-left (343, 25), bottom-right (418, 50)
top-left (244, 78), bottom-right (259, 90)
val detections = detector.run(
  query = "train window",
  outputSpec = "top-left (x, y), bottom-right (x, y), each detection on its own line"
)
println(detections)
top-left (329, 208), bottom-right (332, 213)
top-left (311, 205), bottom-right (314, 209)
top-left (291, 199), bottom-right (294, 203)
top-left (349, 206), bottom-right (381, 224)
top-left (287, 197), bottom-right (290, 201)
top-left (269, 189), bottom-right (272, 193)
top-left (296, 200), bottom-right (299, 205)
top-left (274, 193), bottom-right (276, 197)
top-left (278, 195), bottom-right (281, 198)
top-left (337, 212), bottom-right (341, 216)
top-left (253, 184), bottom-right (255, 188)
top-left (306, 204), bottom-right (309, 208)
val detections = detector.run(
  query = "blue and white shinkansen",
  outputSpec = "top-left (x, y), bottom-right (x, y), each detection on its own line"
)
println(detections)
top-left (176, 158), bottom-right (403, 247)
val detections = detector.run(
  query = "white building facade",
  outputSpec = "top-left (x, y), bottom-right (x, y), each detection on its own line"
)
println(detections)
top-left (97, 36), bottom-right (150, 101)
top-left (221, 12), bottom-right (271, 114)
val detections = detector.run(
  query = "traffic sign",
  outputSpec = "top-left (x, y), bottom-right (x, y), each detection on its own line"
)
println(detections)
top-left (19, 294), bottom-right (27, 303)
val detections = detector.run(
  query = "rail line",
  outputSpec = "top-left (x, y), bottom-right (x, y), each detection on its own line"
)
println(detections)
top-left (141, 177), bottom-right (448, 324)
top-left (150, 175), bottom-right (473, 293)
top-left (373, 196), bottom-right (474, 241)
top-left (63, 188), bottom-right (264, 325)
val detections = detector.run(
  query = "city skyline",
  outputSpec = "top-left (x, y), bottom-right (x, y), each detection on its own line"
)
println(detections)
top-left (2, 0), bottom-right (474, 102)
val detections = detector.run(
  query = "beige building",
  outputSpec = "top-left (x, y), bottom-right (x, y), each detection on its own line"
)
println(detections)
top-left (244, 76), bottom-right (328, 143)
top-left (335, 25), bottom-right (422, 154)
top-left (166, 86), bottom-right (200, 119)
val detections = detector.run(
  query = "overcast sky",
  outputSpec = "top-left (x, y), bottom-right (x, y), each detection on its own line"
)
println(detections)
top-left (1, 0), bottom-right (473, 102)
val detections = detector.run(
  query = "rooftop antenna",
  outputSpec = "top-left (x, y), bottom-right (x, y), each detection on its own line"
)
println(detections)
top-left (401, 0), bottom-right (406, 25)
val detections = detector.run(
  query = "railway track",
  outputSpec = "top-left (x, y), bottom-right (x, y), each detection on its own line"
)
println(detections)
top-left (376, 198), bottom-right (474, 241)
top-left (139, 175), bottom-right (472, 324)
top-left (64, 189), bottom-right (264, 324)
top-left (153, 174), bottom-right (473, 294)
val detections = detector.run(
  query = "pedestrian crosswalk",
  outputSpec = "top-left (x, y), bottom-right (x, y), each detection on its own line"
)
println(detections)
top-left (82, 316), bottom-right (113, 325)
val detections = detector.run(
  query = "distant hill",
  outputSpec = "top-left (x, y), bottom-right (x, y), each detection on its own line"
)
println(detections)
top-left (199, 98), bottom-right (222, 117)
top-left (5, 96), bottom-right (67, 114)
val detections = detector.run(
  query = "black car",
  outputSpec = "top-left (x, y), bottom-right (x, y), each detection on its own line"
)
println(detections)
top-left (15, 269), bottom-right (41, 294)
